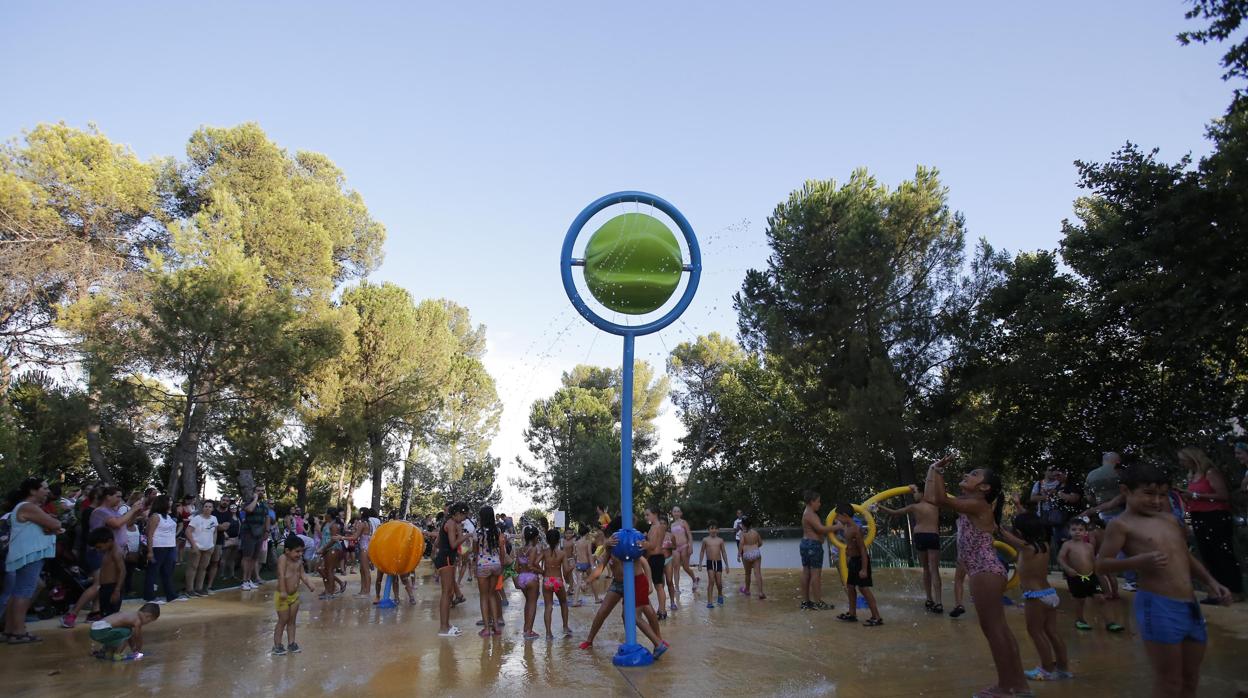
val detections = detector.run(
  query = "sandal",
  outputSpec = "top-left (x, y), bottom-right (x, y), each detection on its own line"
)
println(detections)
top-left (949, 604), bottom-right (966, 618)
top-left (863, 617), bottom-right (884, 627)
top-left (930, 603), bottom-right (944, 614)
top-left (7, 633), bottom-right (41, 644)
top-left (836, 613), bottom-right (858, 622)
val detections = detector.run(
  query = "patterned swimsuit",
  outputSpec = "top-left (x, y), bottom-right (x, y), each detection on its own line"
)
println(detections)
top-left (957, 514), bottom-right (1005, 578)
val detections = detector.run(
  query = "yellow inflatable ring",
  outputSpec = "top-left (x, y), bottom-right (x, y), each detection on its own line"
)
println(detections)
top-left (862, 486), bottom-right (916, 508)
top-left (993, 540), bottom-right (1020, 591)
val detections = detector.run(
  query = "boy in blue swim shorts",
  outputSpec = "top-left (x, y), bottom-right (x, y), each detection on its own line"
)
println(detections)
top-left (1096, 463), bottom-right (1231, 698)
top-left (799, 491), bottom-right (838, 611)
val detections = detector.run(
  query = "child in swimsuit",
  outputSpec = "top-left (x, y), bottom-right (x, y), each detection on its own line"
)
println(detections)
top-left (474, 505), bottom-right (508, 637)
top-left (737, 516), bottom-right (765, 599)
top-left (540, 528), bottom-right (572, 638)
top-left (273, 535), bottom-right (316, 655)
top-left (925, 456), bottom-right (1030, 698)
top-left (572, 525), bottom-right (595, 605)
top-left (696, 521), bottom-right (730, 607)
top-left (669, 507), bottom-right (699, 592)
top-left (436, 504), bottom-right (469, 637)
top-left (643, 508), bottom-right (671, 618)
top-left (516, 526), bottom-right (543, 640)
top-left (833, 504), bottom-right (882, 626)
top-left (999, 513), bottom-right (1071, 681)
top-left (579, 517), bottom-right (668, 657)
top-left (1096, 463), bottom-right (1231, 698)
top-left (1058, 518), bottom-right (1123, 632)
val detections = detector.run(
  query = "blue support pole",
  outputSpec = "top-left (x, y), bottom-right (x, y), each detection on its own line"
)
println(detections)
top-left (613, 332), bottom-right (651, 667)
top-left (559, 191), bottom-right (698, 669)
top-left (378, 574), bottom-right (397, 609)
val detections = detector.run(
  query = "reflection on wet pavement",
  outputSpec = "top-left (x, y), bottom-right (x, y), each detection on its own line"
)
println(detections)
top-left (2, 567), bottom-right (1244, 697)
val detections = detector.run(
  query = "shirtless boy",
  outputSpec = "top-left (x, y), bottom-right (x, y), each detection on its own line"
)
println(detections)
top-left (833, 504), bottom-right (881, 626)
top-left (273, 535), bottom-right (317, 655)
top-left (572, 525), bottom-right (596, 605)
top-left (697, 521), bottom-right (729, 608)
top-left (1058, 518), bottom-right (1123, 632)
top-left (800, 490), bottom-right (838, 610)
top-left (89, 603), bottom-right (159, 661)
top-left (1096, 463), bottom-right (1231, 698)
top-left (880, 483), bottom-right (943, 613)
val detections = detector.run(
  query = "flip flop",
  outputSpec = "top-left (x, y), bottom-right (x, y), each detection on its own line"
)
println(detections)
top-left (7, 633), bottom-right (41, 644)
top-left (863, 617), bottom-right (884, 627)
top-left (437, 626), bottom-right (462, 637)
top-left (835, 613), bottom-right (858, 622)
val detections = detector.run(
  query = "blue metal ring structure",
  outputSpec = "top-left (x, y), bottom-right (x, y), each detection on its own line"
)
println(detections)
top-left (559, 190), bottom-right (700, 667)
top-left (560, 190), bottom-right (702, 338)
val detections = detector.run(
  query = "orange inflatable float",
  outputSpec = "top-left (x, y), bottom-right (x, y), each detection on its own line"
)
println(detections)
top-left (370, 521), bottom-right (425, 576)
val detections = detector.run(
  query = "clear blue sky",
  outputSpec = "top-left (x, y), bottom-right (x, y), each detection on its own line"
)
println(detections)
top-left (1, 1), bottom-right (1235, 514)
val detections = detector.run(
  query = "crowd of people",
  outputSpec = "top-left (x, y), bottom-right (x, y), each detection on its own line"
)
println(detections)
top-left (1, 442), bottom-right (1245, 696)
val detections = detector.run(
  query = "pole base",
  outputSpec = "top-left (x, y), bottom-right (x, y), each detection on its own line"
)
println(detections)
top-left (377, 575), bottom-right (398, 608)
top-left (612, 642), bottom-right (655, 667)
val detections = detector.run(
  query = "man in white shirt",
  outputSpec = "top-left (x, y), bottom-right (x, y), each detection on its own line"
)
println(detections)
top-left (185, 501), bottom-right (219, 597)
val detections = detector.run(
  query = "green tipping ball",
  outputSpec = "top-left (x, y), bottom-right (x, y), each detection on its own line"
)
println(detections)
top-left (583, 213), bottom-right (683, 315)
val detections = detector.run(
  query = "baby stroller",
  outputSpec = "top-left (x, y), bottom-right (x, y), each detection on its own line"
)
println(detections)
top-left (35, 553), bottom-right (90, 619)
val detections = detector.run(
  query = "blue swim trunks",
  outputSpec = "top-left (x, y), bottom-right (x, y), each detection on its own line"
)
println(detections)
top-left (1134, 589), bottom-right (1207, 645)
top-left (799, 539), bottom-right (823, 569)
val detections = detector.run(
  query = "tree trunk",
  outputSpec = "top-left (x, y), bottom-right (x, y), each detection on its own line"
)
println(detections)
top-left (84, 370), bottom-right (116, 486)
top-left (238, 469), bottom-right (256, 502)
top-left (295, 450), bottom-right (313, 509)
top-left (168, 398), bottom-right (208, 501)
top-left (399, 438), bottom-right (415, 518)
top-left (368, 429), bottom-right (386, 510)
top-left (335, 461), bottom-right (347, 509)
top-left (892, 438), bottom-right (916, 487)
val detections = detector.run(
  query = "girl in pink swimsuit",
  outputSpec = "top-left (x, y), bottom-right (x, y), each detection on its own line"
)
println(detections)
top-left (669, 507), bottom-right (700, 595)
top-left (923, 456), bottom-right (1030, 698)
top-left (539, 528), bottom-right (572, 638)
top-left (515, 526), bottom-right (542, 640)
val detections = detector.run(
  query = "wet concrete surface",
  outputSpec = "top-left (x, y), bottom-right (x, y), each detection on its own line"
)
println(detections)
top-left (2, 566), bottom-right (1245, 697)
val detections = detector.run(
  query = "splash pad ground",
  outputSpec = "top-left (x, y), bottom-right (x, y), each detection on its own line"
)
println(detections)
top-left (2, 567), bottom-right (1243, 697)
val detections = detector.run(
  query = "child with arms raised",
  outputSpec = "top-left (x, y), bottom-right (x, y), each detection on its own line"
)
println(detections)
top-left (879, 483), bottom-right (944, 613)
top-left (998, 513), bottom-right (1071, 681)
top-left (1096, 463), bottom-right (1231, 698)
top-left (924, 456), bottom-right (1030, 697)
